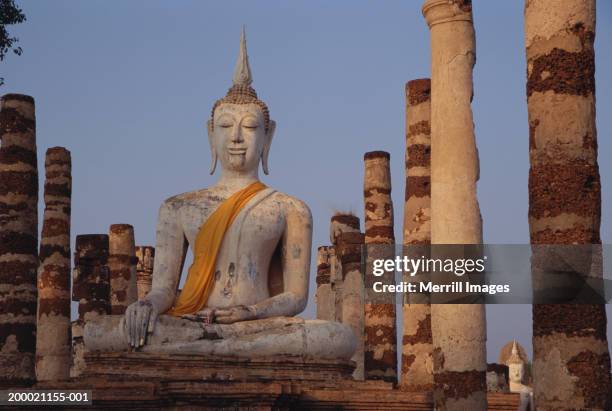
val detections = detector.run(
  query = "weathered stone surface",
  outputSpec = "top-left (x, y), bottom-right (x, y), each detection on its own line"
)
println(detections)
top-left (330, 214), bottom-right (360, 245)
top-left (525, 1), bottom-right (610, 409)
top-left (36, 147), bottom-right (71, 382)
top-left (333, 217), bottom-right (365, 381)
top-left (315, 245), bottom-right (334, 321)
top-left (84, 315), bottom-right (356, 361)
top-left (422, 1), bottom-right (487, 409)
top-left (135, 245), bottom-right (154, 300)
top-left (34, 376), bottom-right (522, 410)
top-left (83, 351), bottom-right (355, 383)
top-left (363, 151), bottom-right (397, 383)
top-left (486, 363), bottom-right (509, 393)
top-left (401, 79), bottom-right (433, 393)
top-left (327, 214), bottom-right (362, 372)
top-left (71, 234), bottom-right (110, 378)
top-left (0, 93), bottom-right (38, 385)
top-left (108, 224), bottom-right (137, 315)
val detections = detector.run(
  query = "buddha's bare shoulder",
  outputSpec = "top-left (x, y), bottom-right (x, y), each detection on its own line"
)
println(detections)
top-left (160, 187), bottom-right (224, 211)
top-left (269, 191), bottom-right (312, 221)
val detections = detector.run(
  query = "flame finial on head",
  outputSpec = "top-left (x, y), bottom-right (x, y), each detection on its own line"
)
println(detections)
top-left (508, 340), bottom-right (523, 364)
top-left (233, 26), bottom-right (252, 86)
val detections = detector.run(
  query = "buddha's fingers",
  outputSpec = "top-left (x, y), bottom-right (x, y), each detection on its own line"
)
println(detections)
top-left (137, 307), bottom-right (150, 347)
top-left (148, 308), bottom-right (158, 337)
top-left (129, 306), bottom-right (138, 347)
top-left (214, 309), bottom-right (236, 324)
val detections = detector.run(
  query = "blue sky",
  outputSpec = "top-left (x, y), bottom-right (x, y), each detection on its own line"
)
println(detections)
top-left (2, 1), bottom-right (611, 362)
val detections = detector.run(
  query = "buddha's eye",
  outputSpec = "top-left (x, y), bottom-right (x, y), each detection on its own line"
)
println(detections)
top-left (242, 122), bottom-right (258, 129)
top-left (218, 122), bottom-right (233, 129)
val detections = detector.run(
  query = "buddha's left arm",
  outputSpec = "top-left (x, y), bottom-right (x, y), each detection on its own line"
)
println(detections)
top-left (251, 197), bottom-right (312, 318)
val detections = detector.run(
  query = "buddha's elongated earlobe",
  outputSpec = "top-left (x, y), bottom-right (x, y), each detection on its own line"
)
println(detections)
top-left (262, 120), bottom-right (276, 175)
top-left (207, 120), bottom-right (217, 175)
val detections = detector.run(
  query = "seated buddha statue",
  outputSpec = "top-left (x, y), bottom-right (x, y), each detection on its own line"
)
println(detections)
top-left (507, 341), bottom-right (534, 411)
top-left (83, 29), bottom-right (355, 361)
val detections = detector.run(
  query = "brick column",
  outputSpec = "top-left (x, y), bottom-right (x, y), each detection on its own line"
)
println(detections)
top-left (36, 147), bottom-right (71, 381)
top-left (525, 0), bottom-right (610, 408)
top-left (401, 79), bottom-right (433, 392)
top-left (315, 246), bottom-right (334, 320)
top-left (330, 214), bottom-right (361, 325)
top-left (135, 246), bottom-right (154, 300)
top-left (422, 1), bottom-right (487, 409)
top-left (0, 94), bottom-right (38, 384)
top-left (108, 224), bottom-right (137, 315)
top-left (363, 151), bottom-right (397, 383)
top-left (338, 230), bottom-right (365, 381)
top-left (71, 234), bottom-right (110, 377)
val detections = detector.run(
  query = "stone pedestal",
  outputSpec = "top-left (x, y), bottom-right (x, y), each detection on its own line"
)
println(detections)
top-left (36, 147), bottom-right (72, 382)
top-left (35, 370), bottom-right (522, 410)
top-left (83, 352), bottom-right (355, 383)
top-left (0, 93), bottom-right (38, 385)
top-left (422, 1), bottom-right (487, 409)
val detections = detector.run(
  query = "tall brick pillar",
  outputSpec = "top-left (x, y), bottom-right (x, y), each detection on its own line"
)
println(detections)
top-left (0, 94), bottom-right (38, 385)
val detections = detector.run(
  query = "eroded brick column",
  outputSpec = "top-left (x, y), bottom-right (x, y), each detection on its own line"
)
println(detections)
top-left (135, 246), bottom-right (154, 300)
top-left (71, 234), bottom-right (109, 377)
top-left (363, 151), bottom-right (397, 383)
top-left (401, 79), bottom-right (433, 392)
top-left (330, 214), bottom-right (360, 324)
top-left (0, 94), bottom-right (38, 385)
top-left (422, 1), bottom-right (487, 409)
top-left (316, 245), bottom-right (334, 320)
top-left (35, 147), bottom-right (71, 381)
top-left (331, 214), bottom-right (364, 380)
top-left (525, 1), bottom-right (610, 409)
top-left (108, 224), bottom-right (137, 315)
top-left (338, 230), bottom-right (365, 381)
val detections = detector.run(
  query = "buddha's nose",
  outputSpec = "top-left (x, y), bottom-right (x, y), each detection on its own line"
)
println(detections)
top-left (231, 128), bottom-right (244, 144)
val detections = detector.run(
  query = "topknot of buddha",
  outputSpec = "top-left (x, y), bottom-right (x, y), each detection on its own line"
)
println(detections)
top-left (210, 28), bottom-right (271, 133)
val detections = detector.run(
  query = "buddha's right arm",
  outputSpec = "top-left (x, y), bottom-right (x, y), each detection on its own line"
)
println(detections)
top-left (144, 200), bottom-right (188, 313)
top-left (125, 200), bottom-right (188, 347)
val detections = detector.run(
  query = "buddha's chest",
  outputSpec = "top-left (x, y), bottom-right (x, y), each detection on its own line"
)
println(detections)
top-left (179, 194), bottom-right (285, 255)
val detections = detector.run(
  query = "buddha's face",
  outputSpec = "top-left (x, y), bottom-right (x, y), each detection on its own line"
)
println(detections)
top-left (509, 363), bottom-right (524, 384)
top-left (210, 103), bottom-right (272, 174)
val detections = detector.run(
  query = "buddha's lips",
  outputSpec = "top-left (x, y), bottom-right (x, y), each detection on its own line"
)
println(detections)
top-left (228, 148), bottom-right (247, 155)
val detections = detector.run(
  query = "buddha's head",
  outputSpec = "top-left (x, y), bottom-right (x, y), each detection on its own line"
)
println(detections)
top-left (208, 28), bottom-right (276, 176)
top-left (507, 340), bottom-right (525, 384)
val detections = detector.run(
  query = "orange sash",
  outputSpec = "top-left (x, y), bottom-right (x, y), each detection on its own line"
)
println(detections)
top-left (167, 181), bottom-right (267, 316)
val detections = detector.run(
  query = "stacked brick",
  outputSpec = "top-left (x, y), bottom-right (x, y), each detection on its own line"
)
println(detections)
top-left (0, 94), bottom-right (38, 384)
top-left (363, 151), bottom-right (397, 383)
top-left (315, 246), bottom-right (334, 321)
top-left (525, 0), bottom-right (610, 408)
top-left (329, 214), bottom-right (364, 380)
top-left (329, 214), bottom-right (361, 325)
top-left (401, 79), bottom-right (433, 392)
top-left (108, 224), bottom-right (138, 315)
top-left (135, 246), bottom-right (155, 300)
top-left (35, 147), bottom-right (72, 381)
top-left (71, 234), bottom-right (110, 377)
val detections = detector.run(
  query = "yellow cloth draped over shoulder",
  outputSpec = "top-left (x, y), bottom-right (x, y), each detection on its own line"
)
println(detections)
top-left (167, 181), bottom-right (267, 316)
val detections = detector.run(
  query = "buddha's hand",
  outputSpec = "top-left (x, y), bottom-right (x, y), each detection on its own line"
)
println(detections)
top-left (124, 299), bottom-right (159, 348)
top-left (214, 305), bottom-right (257, 324)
